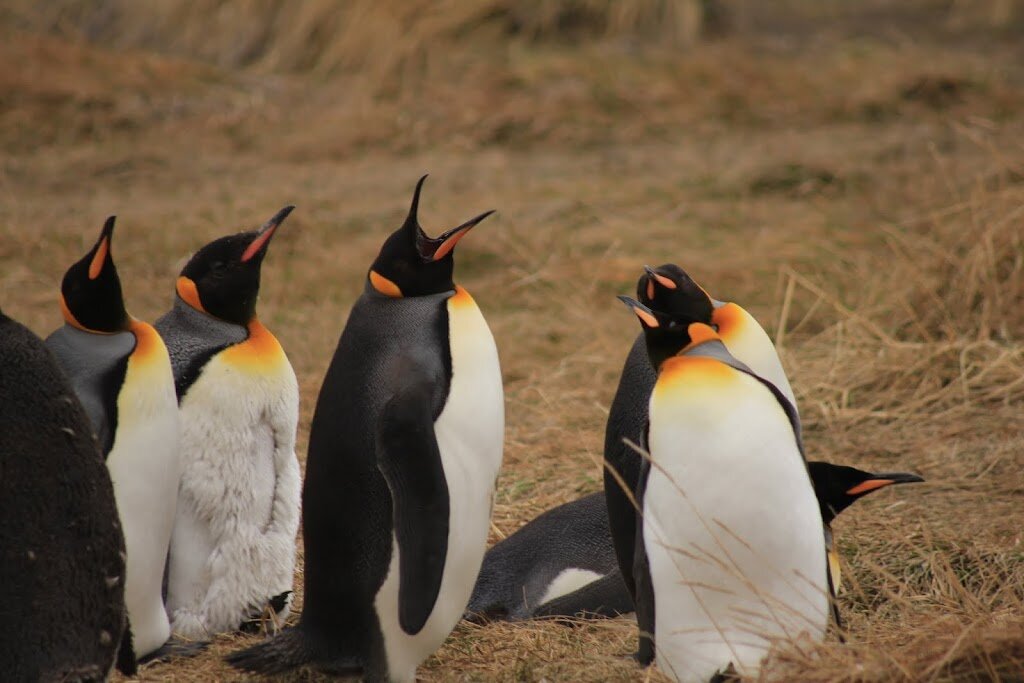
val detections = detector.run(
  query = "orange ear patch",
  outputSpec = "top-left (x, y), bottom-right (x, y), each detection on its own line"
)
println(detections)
top-left (846, 479), bottom-right (894, 496)
top-left (370, 270), bottom-right (403, 298)
top-left (176, 276), bottom-right (206, 312)
top-left (683, 322), bottom-right (719, 350)
top-left (711, 302), bottom-right (744, 339)
top-left (89, 237), bottom-right (109, 280)
top-left (646, 280), bottom-right (655, 300)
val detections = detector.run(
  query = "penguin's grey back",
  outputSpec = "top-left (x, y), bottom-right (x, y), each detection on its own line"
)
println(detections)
top-left (0, 310), bottom-right (127, 681)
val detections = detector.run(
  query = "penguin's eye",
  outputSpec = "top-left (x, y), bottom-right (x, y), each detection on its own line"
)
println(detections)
top-left (711, 324), bottom-right (720, 332)
top-left (211, 261), bottom-right (227, 275)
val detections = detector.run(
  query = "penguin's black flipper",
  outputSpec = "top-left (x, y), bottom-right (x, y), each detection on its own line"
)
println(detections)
top-left (633, 454), bottom-right (656, 666)
top-left (533, 568), bottom-right (634, 621)
top-left (376, 367), bottom-right (450, 636)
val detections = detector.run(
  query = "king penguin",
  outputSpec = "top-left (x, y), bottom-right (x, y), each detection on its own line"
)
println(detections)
top-left (1, 305), bottom-right (128, 681)
top-left (466, 461), bottom-right (923, 622)
top-left (155, 206), bottom-right (301, 639)
top-left (226, 176), bottom-right (504, 683)
top-left (605, 263), bottom-right (796, 611)
top-left (45, 217), bottom-right (180, 664)
top-left (619, 297), bottom-right (828, 682)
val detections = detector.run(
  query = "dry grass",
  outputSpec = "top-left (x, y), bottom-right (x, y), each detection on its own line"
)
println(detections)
top-left (1, 2), bottom-right (1022, 681)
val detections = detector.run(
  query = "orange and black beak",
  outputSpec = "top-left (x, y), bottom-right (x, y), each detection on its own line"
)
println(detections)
top-left (417, 209), bottom-right (495, 262)
top-left (618, 295), bottom-right (660, 328)
top-left (241, 205), bottom-right (294, 263)
top-left (845, 472), bottom-right (925, 496)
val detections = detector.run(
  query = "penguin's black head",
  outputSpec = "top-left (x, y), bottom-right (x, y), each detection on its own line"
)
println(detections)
top-left (177, 206), bottom-right (294, 326)
top-left (60, 216), bottom-right (129, 333)
top-left (809, 461), bottom-right (925, 525)
top-left (638, 264), bottom-right (714, 324)
top-left (367, 175), bottom-right (494, 298)
top-left (618, 295), bottom-right (717, 369)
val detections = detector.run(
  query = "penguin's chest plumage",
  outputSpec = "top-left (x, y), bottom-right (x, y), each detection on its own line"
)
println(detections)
top-left (374, 287), bottom-right (504, 683)
top-left (177, 324), bottom-right (296, 529)
top-left (643, 356), bottom-right (827, 682)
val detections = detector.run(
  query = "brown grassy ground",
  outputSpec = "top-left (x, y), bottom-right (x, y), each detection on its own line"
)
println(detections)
top-left (1, 2), bottom-right (1022, 681)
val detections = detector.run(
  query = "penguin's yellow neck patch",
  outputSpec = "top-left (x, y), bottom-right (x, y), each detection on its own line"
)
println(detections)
top-left (59, 293), bottom-right (89, 332)
top-left (449, 285), bottom-right (474, 308)
top-left (221, 317), bottom-right (287, 370)
top-left (128, 318), bottom-right (162, 362)
top-left (89, 237), bottom-right (109, 280)
top-left (370, 270), bottom-right (403, 298)
top-left (176, 276), bottom-right (206, 312)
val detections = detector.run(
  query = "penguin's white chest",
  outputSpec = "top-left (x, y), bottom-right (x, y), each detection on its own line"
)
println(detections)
top-left (375, 287), bottom-right (504, 682)
top-left (104, 324), bottom-right (180, 657)
top-left (643, 358), bottom-right (827, 683)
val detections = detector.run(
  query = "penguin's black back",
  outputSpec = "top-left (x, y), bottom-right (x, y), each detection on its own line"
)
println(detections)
top-left (298, 285), bottom-right (451, 671)
top-left (602, 333), bottom-right (656, 599)
top-left (0, 310), bottom-right (127, 681)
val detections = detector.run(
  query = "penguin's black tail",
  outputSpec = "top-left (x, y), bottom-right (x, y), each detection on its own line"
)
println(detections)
top-left (224, 627), bottom-right (361, 677)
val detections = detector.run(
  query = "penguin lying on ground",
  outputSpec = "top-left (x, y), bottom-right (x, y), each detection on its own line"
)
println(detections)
top-left (619, 298), bottom-right (829, 681)
top-left (466, 464), bottom-right (923, 622)
top-left (156, 207), bottom-right (301, 639)
top-left (46, 217), bottom-right (181, 665)
top-left (1, 305), bottom-right (129, 680)
top-left (227, 176), bottom-right (504, 682)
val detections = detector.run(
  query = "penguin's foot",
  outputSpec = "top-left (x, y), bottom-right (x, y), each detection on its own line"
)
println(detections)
top-left (139, 637), bottom-right (210, 666)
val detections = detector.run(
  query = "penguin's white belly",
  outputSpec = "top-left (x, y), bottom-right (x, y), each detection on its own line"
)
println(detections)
top-left (105, 335), bottom-right (180, 657)
top-left (166, 344), bottom-right (298, 636)
top-left (375, 289), bottom-right (504, 683)
top-left (539, 568), bottom-right (605, 606)
top-left (645, 369), bottom-right (827, 683)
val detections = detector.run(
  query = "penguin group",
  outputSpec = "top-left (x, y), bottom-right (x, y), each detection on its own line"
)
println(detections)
top-left (0, 176), bottom-right (923, 682)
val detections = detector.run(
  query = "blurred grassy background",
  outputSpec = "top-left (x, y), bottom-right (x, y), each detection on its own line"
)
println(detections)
top-left (1, 1), bottom-right (1022, 680)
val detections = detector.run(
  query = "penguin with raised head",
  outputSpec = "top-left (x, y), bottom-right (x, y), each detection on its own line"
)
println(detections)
top-left (45, 217), bottom-right (180, 664)
top-left (466, 462), bottom-right (923, 622)
top-left (618, 297), bottom-right (828, 681)
top-left (227, 176), bottom-right (503, 682)
top-left (1, 305), bottom-right (128, 680)
top-left (155, 206), bottom-right (301, 639)
top-left (605, 263), bottom-right (796, 611)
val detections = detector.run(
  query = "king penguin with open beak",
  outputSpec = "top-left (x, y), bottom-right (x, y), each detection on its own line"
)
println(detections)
top-left (155, 206), bottom-right (301, 640)
top-left (45, 217), bottom-right (180, 666)
top-left (227, 176), bottom-right (504, 683)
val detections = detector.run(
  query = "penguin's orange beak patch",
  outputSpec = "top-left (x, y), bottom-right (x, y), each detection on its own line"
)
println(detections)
top-left (370, 270), bottom-right (403, 298)
top-left (846, 479), bottom-right (895, 496)
top-left (88, 237), bottom-right (109, 280)
top-left (652, 272), bottom-right (676, 290)
top-left (431, 228), bottom-right (471, 262)
top-left (634, 308), bottom-right (659, 328)
top-left (241, 224), bottom-right (277, 263)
